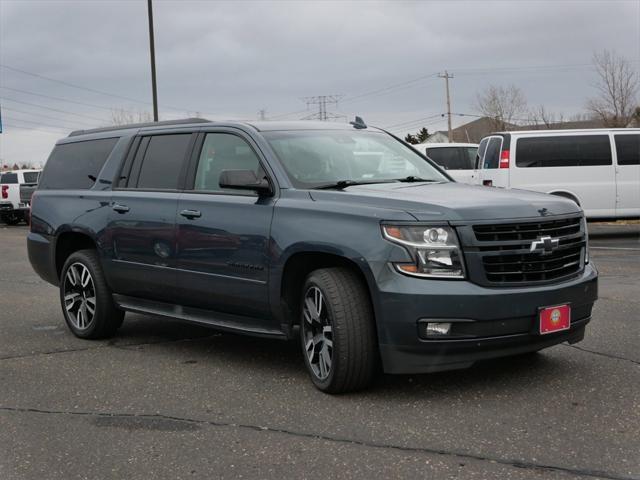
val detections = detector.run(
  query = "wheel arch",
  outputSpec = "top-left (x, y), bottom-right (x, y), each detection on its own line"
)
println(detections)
top-left (54, 228), bottom-right (98, 280)
top-left (275, 248), bottom-right (379, 335)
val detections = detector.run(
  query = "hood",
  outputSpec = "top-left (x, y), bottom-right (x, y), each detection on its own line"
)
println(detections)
top-left (308, 182), bottom-right (581, 222)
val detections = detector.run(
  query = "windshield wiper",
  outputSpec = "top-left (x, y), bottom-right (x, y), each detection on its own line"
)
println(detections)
top-left (313, 179), bottom-right (398, 190)
top-left (394, 176), bottom-right (441, 183)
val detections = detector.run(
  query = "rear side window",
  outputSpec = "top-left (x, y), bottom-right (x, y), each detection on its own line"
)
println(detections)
top-left (23, 172), bottom-right (40, 183)
top-left (0, 173), bottom-right (18, 184)
top-left (483, 137), bottom-right (502, 169)
top-left (39, 138), bottom-right (118, 190)
top-left (615, 134), bottom-right (640, 165)
top-left (133, 134), bottom-right (192, 190)
top-left (516, 135), bottom-right (612, 168)
top-left (426, 147), bottom-right (472, 170)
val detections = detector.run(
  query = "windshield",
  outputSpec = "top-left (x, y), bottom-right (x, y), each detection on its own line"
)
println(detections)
top-left (264, 130), bottom-right (448, 189)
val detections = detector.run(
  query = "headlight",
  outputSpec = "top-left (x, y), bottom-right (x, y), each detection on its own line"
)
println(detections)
top-left (382, 224), bottom-right (465, 279)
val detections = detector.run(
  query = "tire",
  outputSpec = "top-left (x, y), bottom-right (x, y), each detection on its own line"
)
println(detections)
top-left (1, 213), bottom-right (20, 225)
top-left (299, 267), bottom-right (377, 393)
top-left (59, 249), bottom-right (124, 339)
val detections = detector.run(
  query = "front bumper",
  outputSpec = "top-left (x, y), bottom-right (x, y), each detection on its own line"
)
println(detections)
top-left (374, 263), bottom-right (598, 374)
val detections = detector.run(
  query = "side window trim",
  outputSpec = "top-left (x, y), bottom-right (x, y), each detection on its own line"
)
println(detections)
top-left (184, 130), bottom-right (274, 196)
top-left (115, 136), bottom-right (143, 188)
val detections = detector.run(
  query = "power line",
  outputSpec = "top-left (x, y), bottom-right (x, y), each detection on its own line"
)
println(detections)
top-left (384, 113), bottom-right (442, 129)
top-left (1, 106), bottom-right (87, 129)
top-left (342, 73), bottom-right (439, 103)
top-left (0, 85), bottom-right (136, 113)
top-left (301, 95), bottom-right (344, 121)
top-left (0, 63), bottom-right (188, 114)
top-left (2, 118), bottom-right (70, 134)
top-left (0, 96), bottom-right (107, 124)
top-left (1, 123), bottom-right (65, 134)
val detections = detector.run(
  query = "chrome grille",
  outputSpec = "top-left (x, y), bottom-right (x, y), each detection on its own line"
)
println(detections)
top-left (471, 215), bottom-right (585, 285)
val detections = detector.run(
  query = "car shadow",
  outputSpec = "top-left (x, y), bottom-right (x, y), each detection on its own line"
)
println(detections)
top-left (113, 313), bottom-right (576, 398)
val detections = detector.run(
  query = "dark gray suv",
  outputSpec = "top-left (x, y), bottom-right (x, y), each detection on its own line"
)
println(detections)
top-left (27, 118), bottom-right (598, 393)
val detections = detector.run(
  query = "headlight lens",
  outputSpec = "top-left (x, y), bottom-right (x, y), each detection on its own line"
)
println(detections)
top-left (382, 224), bottom-right (465, 278)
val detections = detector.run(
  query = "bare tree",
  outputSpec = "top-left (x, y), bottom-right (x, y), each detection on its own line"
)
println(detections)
top-left (587, 50), bottom-right (639, 127)
top-left (110, 108), bottom-right (154, 126)
top-left (528, 105), bottom-right (565, 129)
top-left (475, 84), bottom-right (528, 130)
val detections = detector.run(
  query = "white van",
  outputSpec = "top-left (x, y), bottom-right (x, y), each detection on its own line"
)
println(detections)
top-left (476, 129), bottom-right (640, 219)
top-left (412, 143), bottom-right (478, 184)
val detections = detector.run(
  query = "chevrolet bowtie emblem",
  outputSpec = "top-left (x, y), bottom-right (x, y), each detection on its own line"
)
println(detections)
top-left (530, 235), bottom-right (559, 254)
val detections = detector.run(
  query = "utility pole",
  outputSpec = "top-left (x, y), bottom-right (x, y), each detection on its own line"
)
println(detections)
top-left (147, 0), bottom-right (159, 122)
top-left (438, 71), bottom-right (453, 142)
top-left (301, 95), bottom-right (344, 121)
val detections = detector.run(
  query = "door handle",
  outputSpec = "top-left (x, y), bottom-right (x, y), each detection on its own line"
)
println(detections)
top-left (180, 209), bottom-right (202, 219)
top-left (112, 204), bottom-right (130, 213)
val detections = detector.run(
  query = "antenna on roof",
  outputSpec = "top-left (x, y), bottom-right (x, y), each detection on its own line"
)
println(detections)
top-left (350, 116), bottom-right (367, 129)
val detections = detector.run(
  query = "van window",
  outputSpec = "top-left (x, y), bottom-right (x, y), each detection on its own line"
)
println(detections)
top-left (614, 134), bottom-right (640, 165)
top-left (463, 147), bottom-right (478, 169)
top-left (483, 137), bottom-right (502, 169)
top-left (193, 133), bottom-right (263, 193)
top-left (426, 147), bottom-right (476, 170)
top-left (0, 172), bottom-right (18, 184)
top-left (39, 138), bottom-right (119, 190)
top-left (23, 172), bottom-right (40, 183)
top-left (135, 134), bottom-right (192, 190)
top-left (516, 135), bottom-right (612, 168)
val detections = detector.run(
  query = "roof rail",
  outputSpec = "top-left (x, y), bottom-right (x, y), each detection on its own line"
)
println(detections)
top-left (68, 118), bottom-right (211, 137)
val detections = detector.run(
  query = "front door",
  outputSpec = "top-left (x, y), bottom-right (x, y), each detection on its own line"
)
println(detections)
top-left (175, 131), bottom-right (275, 321)
top-left (105, 133), bottom-right (195, 301)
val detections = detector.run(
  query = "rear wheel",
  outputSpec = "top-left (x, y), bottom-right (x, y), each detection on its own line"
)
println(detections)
top-left (1, 213), bottom-right (20, 225)
top-left (60, 249), bottom-right (124, 339)
top-left (300, 267), bottom-right (376, 393)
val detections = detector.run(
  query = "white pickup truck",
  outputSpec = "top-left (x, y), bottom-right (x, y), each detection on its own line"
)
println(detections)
top-left (0, 169), bottom-right (41, 225)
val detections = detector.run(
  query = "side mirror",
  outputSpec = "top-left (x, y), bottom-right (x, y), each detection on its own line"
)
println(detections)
top-left (219, 170), bottom-right (273, 196)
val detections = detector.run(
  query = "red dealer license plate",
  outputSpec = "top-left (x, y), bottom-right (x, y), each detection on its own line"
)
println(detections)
top-left (539, 304), bottom-right (571, 334)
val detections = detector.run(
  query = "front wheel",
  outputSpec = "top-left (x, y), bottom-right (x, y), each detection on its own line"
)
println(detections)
top-left (60, 249), bottom-right (124, 339)
top-left (300, 268), bottom-right (377, 393)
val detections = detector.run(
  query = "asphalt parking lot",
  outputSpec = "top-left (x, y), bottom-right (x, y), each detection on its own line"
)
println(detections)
top-left (0, 223), bottom-right (638, 480)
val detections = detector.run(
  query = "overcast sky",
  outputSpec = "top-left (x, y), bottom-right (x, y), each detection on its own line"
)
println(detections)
top-left (1, 0), bottom-right (639, 166)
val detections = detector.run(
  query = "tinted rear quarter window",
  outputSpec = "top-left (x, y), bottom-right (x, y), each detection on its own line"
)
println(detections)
top-left (1, 173), bottom-right (18, 184)
top-left (426, 147), bottom-right (470, 170)
top-left (133, 134), bottom-right (192, 190)
top-left (39, 138), bottom-right (119, 190)
top-left (614, 134), bottom-right (640, 165)
top-left (516, 135), bottom-right (612, 168)
top-left (23, 172), bottom-right (40, 183)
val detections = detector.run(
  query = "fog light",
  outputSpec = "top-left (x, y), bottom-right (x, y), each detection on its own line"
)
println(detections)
top-left (425, 322), bottom-right (452, 337)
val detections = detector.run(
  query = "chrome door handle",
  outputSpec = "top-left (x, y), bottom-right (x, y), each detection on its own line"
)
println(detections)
top-left (112, 204), bottom-right (130, 213)
top-left (180, 209), bottom-right (201, 219)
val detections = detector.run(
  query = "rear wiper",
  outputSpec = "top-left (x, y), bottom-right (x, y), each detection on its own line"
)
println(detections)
top-left (314, 179), bottom-right (398, 190)
top-left (394, 176), bottom-right (440, 183)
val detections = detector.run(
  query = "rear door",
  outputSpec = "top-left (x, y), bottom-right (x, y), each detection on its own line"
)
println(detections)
top-left (106, 132), bottom-right (196, 301)
top-left (478, 136), bottom-right (506, 187)
top-left (174, 129), bottom-right (276, 322)
top-left (613, 132), bottom-right (640, 218)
